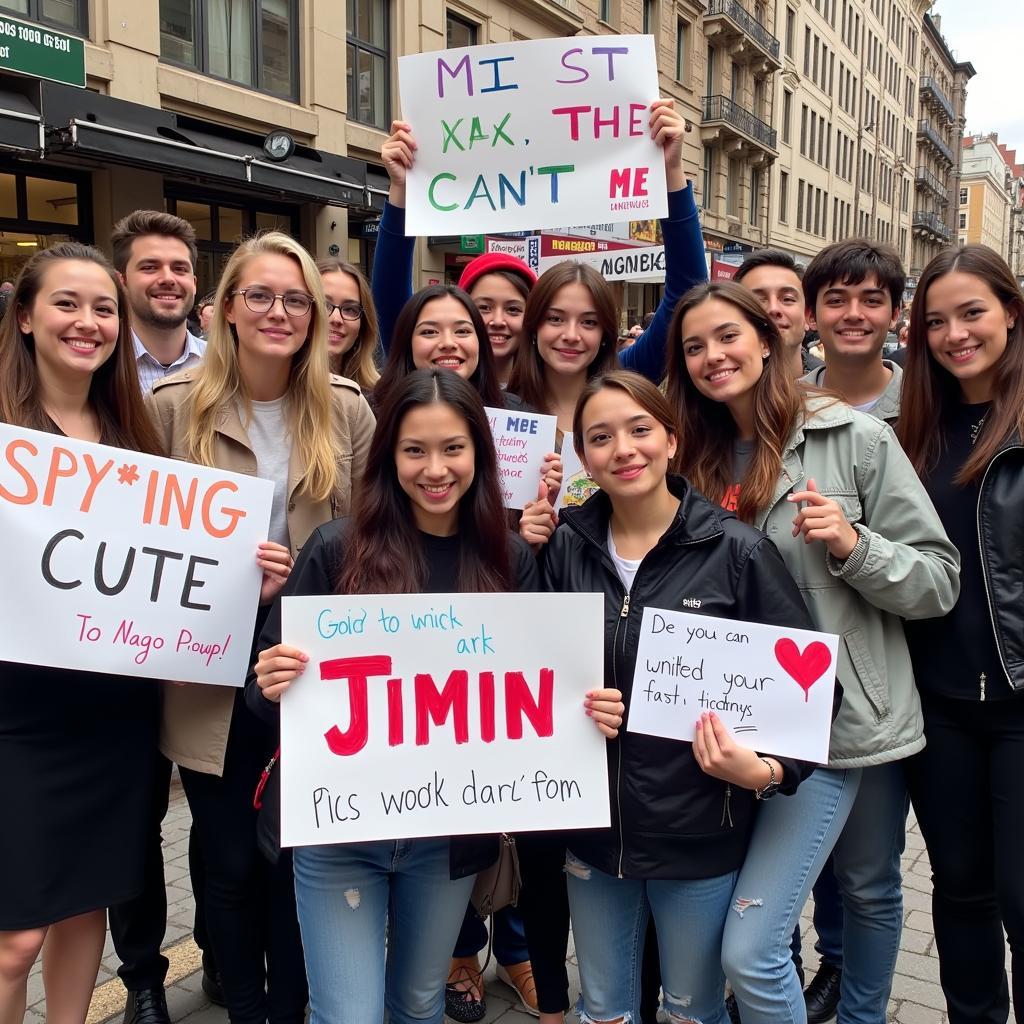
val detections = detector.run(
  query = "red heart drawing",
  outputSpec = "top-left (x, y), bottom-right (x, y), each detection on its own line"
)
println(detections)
top-left (774, 639), bottom-right (832, 702)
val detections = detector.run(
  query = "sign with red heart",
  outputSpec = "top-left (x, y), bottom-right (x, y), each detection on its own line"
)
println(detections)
top-left (774, 639), bottom-right (833, 703)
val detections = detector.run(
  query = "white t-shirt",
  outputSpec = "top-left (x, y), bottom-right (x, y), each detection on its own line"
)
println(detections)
top-left (607, 524), bottom-right (642, 593)
top-left (245, 397), bottom-right (293, 550)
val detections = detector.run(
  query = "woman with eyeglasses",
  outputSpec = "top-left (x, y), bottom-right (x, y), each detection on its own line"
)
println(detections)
top-left (317, 258), bottom-right (381, 396)
top-left (146, 231), bottom-right (376, 1023)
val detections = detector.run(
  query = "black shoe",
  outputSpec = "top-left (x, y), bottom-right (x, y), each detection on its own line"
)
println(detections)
top-left (122, 988), bottom-right (170, 1024)
top-left (804, 964), bottom-right (842, 1024)
top-left (726, 992), bottom-right (742, 1024)
top-left (200, 951), bottom-right (226, 1007)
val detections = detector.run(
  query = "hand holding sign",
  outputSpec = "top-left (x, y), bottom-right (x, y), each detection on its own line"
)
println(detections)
top-left (520, 480), bottom-right (557, 549)
top-left (649, 99), bottom-right (687, 192)
top-left (693, 712), bottom-right (779, 789)
top-left (382, 119), bottom-right (417, 205)
top-left (585, 687), bottom-right (625, 738)
top-left (257, 542), bottom-right (294, 604)
top-left (254, 643), bottom-right (309, 702)
top-left (788, 478), bottom-right (859, 561)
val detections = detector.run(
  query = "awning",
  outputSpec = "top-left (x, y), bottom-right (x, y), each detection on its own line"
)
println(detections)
top-left (0, 87), bottom-right (43, 155)
top-left (38, 81), bottom-right (381, 211)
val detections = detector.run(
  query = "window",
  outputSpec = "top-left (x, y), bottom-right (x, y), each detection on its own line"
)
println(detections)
top-left (706, 43), bottom-right (716, 97)
top-left (749, 168), bottom-right (760, 226)
top-left (727, 158), bottom-right (741, 217)
top-left (803, 26), bottom-right (811, 75)
top-left (731, 61), bottom-right (742, 103)
top-left (779, 170), bottom-right (789, 222)
top-left (599, 0), bottom-right (612, 22)
top-left (785, 7), bottom-right (795, 57)
top-left (347, 0), bottom-right (389, 128)
top-left (2, 0), bottom-right (86, 32)
top-left (642, 0), bottom-right (656, 35)
top-left (675, 18), bottom-right (689, 82)
top-left (797, 178), bottom-right (805, 230)
top-left (446, 13), bottom-right (477, 48)
top-left (159, 0), bottom-right (297, 98)
top-left (701, 146), bottom-right (716, 210)
top-left (959, 187), bottom-right (968, 205)
top-left (800, 104), bottom-right (808, 155)
top-left (958, 212), bottom-right (967, 229)
top-left (782, 90), bottom-right (792, 144)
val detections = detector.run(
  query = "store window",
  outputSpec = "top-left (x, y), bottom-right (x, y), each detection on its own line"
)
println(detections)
top-left (159, 0), bottom-right (297, 100)
top-left (0, 0), bottom-right (87, 34)
top-left (347, 0), bottom-right (389, 129)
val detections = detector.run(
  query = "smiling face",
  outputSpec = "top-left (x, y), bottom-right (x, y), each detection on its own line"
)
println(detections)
top-left (740, 264), bottom-right (807, 353)
top-left (580, 387), bottom-right (676, 504)
top-left (322, 269), bottom-right (362, 360)
top-left (923, 270), bottom-right (1015, 403)
top-left (120, 234), bottom-right (196, 330)
top-left (410, 295), bottom-right (480, 380)
top-left (535, 282), bottom-right (604, 377)
top-left (17, 258), bottom-right (120, 387)
top-left (394, 401), bottom-right (476, 536)
top-left (809, 273), bottom-right (899, 362)
top-left (470, 273), bottom-right (526, 366)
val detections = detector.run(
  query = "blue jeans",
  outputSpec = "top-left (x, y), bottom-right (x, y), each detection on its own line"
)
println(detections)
top-left (566, 851), bottom-right (735, 1024)
top-left (791, 855), bottom-right (844, 971)
top-left (453, 903), bottom-right (529, 965)
top-left (293, 839), bottom-right (475, 1024)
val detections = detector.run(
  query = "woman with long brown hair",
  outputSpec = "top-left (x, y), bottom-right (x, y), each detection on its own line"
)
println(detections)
top-left (0, 243), bottom-right (165, 1022)
top-left (898, 245), bottom-right (1024, 1024)
top-left (668, 280), bottom-right (959, 1023)
top-left (316, 258), bottom-right (381, 394)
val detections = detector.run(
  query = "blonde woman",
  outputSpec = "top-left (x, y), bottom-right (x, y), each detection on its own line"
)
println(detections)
top-left (316, 257), bottom-right (381, 395)
top-left (147, 231), bottom-right (375, 1023)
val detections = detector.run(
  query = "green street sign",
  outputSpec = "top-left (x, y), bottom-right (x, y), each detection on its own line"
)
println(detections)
top-left (460, 234), bottom-right (484, 253)
top-left (0, 13), bottom-right (86, 88)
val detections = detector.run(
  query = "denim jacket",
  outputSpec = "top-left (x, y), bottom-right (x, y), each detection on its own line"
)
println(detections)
top-left (757, 398), bottom-right (961, 768)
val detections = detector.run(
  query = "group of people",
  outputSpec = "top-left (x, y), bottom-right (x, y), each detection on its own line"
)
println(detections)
top-left (0, 93), bottom-right (1021, 1024)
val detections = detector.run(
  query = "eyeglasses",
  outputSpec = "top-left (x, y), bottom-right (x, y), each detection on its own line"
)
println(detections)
top-left (324, 301), bottom-right (364, 321)
top-left (231, 287), bottom-right (314, 317)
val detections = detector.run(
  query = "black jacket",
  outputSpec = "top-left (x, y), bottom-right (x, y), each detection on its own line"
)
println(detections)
top-left (979, 436), bottom-right (1024, 690)
top-left (544, 476), bottom-right (820, 880)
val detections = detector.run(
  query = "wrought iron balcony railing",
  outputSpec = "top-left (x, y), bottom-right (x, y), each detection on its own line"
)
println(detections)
top-left (705, 0), bottom-right (781, 61)
top-left (703, 94), bottom-right (778, 150)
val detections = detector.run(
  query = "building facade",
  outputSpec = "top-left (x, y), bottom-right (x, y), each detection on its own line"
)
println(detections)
top-left (958, 133), bottom-right (1012, 260)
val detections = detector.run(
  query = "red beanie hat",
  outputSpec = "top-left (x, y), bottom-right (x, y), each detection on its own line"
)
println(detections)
top-left (458, 251), bottom-right (538, 294)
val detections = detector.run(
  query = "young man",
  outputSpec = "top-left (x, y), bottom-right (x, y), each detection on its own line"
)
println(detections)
top-left (801, 239), bottom-right (905, 424)
top-left (111, 210), bottom-right (205, 394)
top-left (735, 249), bottom-right (823, 378)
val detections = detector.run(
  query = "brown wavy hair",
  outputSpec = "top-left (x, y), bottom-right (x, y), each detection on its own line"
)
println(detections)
top-left (898, 245), bottom-right (1024, 484)
top-left (338, 369), bottom-right (512, 594)
top-left (508, 261), bottom-right (620, 414)
top-left (666, 281), bottom-right (803, 523)
top-left (316, 258), bottom-right (381, 391)
top-left (0, 242), bottom-right (164, 455)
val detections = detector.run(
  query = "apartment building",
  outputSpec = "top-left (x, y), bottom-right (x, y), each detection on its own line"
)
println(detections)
top-left (766, 0), bottom-right (927, 269)
top-left (958, 133), bottom-right (1012, 260)
top-left (909, 11), bottom-right (973, 278)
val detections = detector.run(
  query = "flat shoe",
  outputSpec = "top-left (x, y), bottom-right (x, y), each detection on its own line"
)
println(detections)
top-left (446, 958), bottom-right (486, 1023)
top-left (497, 960), bottom-right (539, 1017)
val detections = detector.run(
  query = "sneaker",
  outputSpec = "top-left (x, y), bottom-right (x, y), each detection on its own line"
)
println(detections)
top-left (804, 964), bottom-right (842, 1024)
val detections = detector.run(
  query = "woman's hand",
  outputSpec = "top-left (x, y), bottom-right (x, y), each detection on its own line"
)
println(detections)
top-left (649, 98), bottom-right (687, 192)
top-left (520, 481), bottom-right (557, 550)
top-left (254, 644), bottom-right (309, 702)
top-left (258, 542), bottom-right (293, 604)
top-left (693, 712), bottom-right (782, 790)
top-left (585, 688), bottom-right (625, 738)
top-left (540, 453), bottom-right (563, 505)
top-left (788, 478), bottom-right (859, 561)
top-left (382, 120), bottom-right (417, 206)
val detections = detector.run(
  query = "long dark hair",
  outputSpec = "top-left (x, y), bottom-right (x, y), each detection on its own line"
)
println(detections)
top-left (899, 245), bottom-right (1024, 485)
top-left (667, 281), bottom-right (803, 523)
top-left (0, 242), bottom-right (164, 455)
top-left (339, 369), bottom-right (512, 594)
top-left (508, 261), bottom-right (620, 414)
top-left (375, 285), bottom-right (504, 409)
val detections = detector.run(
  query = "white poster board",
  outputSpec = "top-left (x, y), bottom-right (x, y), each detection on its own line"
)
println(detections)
top-left (627, 607), bottom-right (838, 763)
top-left (279, 592), bottom-right (609, 846)
top-left (539, 244), bottom-right (666, 282)
top-left (399, 35), bottom-right (667, 235)
top-left (485, 406), bottom-right (557, 509)
top-left (0, 424), bottom-right (272, 685)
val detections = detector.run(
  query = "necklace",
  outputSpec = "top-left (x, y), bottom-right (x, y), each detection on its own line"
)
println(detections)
top-left (970, 413), bottom-right (987, 446)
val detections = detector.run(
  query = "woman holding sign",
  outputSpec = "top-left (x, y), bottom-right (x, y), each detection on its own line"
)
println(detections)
top-left (543, 370), bottom-right (818, 1024)
top-left (249, 370), bottom-right (612, 1024)
top-left (146, 232), bottom-right (375, 1023)
top-left (0, 243), bottom-right (165, 1021)
top-left (897, 247), bottom-right (1024, 1024)
top-left (668, 281), bottom-right (959, 1023)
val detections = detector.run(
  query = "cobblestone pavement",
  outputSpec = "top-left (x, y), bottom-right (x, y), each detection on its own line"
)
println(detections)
top-left (25, 769), bottom-right (1011, 1023)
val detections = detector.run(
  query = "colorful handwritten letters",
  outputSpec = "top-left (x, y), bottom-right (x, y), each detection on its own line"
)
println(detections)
top-left (485, 406), bottom-right (557, 509)
top-left (0, 424), bottom-right (272, 685)
top-left (399, 35), bottom-right (667, 234)
top-left (627, 607), bottom-right (839, 763)
top-left (279, 592), bottom-right (609, 845)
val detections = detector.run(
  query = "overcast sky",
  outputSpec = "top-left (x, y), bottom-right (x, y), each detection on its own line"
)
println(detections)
top-left (928, 0), bottom-right (1023, 157)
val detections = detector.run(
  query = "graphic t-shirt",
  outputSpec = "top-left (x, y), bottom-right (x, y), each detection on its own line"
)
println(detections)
top-left (721, 439), bottom-right (756, 512)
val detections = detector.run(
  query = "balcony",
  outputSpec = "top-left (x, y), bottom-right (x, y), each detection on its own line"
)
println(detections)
top-left (915, 166), bottom-right (950, 205)
top-left (917, 119), bottom-right (955, 167)
top-left (704, 0), bottom-right (782, 70)
top-left (913, 209), bottom-right (953, 243)
top-left (701, 94), bottom-right (778, 155)
top-left (919, 77), bottom-right (955, 125)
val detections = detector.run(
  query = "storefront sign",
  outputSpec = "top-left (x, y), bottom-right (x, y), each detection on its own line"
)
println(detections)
top-left (484, 234), bottom-right (540, 272)
top-left (539, 244), bottom-right (666, 282)
top-left (0, 13), bottom-right (85, 88)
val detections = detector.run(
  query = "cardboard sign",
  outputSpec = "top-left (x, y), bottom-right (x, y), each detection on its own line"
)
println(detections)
top-left (485, 406), bottom-right (557, 509)
top-left (554, 432), bottom-right (599, 512)
top-left (399, 35), bottom-right (667, 235)
top-left (627, 607), bottom-right (838, 763)
top-left (279, 592), bottom-right (610, 846)
top-left (0, 424), bottom-right (272, 685)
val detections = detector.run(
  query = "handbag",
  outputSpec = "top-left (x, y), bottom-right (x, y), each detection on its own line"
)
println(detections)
top-left (470, 833), bottom-right (521, 917)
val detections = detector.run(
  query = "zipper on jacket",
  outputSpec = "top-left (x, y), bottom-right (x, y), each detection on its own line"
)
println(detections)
top-left (721, 784), bottom-right (733, 827)
top-left (980, 672), bottom-right (986, 702)
top-left (612, 590), bottom-right (629, 878)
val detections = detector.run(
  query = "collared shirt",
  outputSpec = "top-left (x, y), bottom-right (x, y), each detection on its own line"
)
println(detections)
top-left (133, 329), bottom-right (206, 394)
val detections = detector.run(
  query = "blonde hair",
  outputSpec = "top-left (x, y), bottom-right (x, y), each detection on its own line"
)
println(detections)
top-left (185, 232), bottom-right (339, 501)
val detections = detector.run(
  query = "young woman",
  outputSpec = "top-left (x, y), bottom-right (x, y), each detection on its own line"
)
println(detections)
top-left (316, 257), bottom-right (381, 394)
top-left (247, 369), bottom-right (618, 1022)
top-left (898, 246), bottom-right (1024, 1024)
top-left (147, 231), bottom-right (375, 1023)
top-left (668, 281), bottom-right (960, 1024)
top-left (0, 243), bottom-right (165, 1023)
top-left (544, 370), bottom-right (816, 1024)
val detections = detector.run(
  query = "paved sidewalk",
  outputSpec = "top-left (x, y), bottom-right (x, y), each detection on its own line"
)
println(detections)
top-left (27, 770), bottom-right (1011, 1023)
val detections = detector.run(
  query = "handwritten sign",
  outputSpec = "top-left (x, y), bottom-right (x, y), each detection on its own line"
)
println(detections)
top-left (539, 243), bottom-right (666, 282)
top-left (279, 592), bottom-right (609, 846)
top-left (0, 424), bottom-right (272, 685)
top-left (554, 432), bottom-right (599, 512)
top-left (485, 406), bottom-right (557, 509)
top-left (627, 607), bottom-right (838, 763)
top-left (399, 35), bottom-right (667, 235)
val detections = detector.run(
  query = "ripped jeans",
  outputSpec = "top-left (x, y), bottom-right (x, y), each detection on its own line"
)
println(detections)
top-left (565, 850), bottom-right (735, 1024)
top-left (293, 839), bottom-right (475, 1023)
